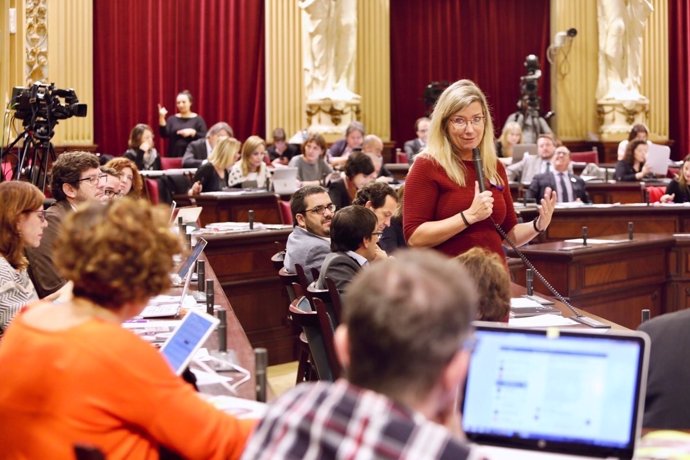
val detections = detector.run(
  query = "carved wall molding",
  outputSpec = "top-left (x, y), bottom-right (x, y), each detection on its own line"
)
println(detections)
top-left (25, 0), bottom-right (48, 85)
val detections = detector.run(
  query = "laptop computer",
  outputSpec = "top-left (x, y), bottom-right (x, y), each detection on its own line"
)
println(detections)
top-left (462, 323), bottom-right (649, 459)
top-left (171, 206), bottom-right (203, 225)
top-left (512, 143), bottom-right (538, 163)
top-left (272, 167), bottom-right (299, 195)
top-left (160, 309), bottom-right (220, 375)
top-left (140, 263), bottom-right (195, 318)
top-left (176, 237), bottom-right (207, 281)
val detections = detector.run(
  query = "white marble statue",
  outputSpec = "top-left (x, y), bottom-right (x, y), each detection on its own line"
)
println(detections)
top-left (299, 0), bottom-right (359, 103)
top-left (597, 0), bottom-right (653, 101)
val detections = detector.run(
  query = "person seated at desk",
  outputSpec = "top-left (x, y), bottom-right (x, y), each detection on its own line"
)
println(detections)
top-left (99, 166), bottom-right (122, 202)
top-left (0, 199), bottom-right (254, 458)
top-left (288, 133), bottom-right (332, 187)
top-left (352, 181), bottom-right (399, 240)
top-left (456, 247), bottom-right (510, 322)
top-left (378, 185), bottom-right (407, 254)
top-left (617, 123), bottom-right (651, 161)
top-left (327, 121), bottom-right (365, 168)
top-left (361, 134), bottom-right (394, 183)
top-left (124, 123), bottom-right (162, 171)
top-left (228, 136), bottom-right (269, 189)
top-left (105, 157), bottom-right (144, 199)
top-left (284, 186), bottom-right (334, 282)
top-left (242, 250), bottom-right (479, 459)
top-left (614, 139), bottom-right (651, 181)
top-left (328, 153), bottom-right (376, 210)
top-left (189, 137), bottom-right (241, 195)
top-left (267, 127), bottom-right (300, 166)
top-left (316, 205), bottom-right (384, 292)
top-left (495, 121), bottom-right (523, 159)
top-left (507, 133), bottom-right (559, 185)
top-left (638, 309), bottom-right (690, 429)
top-left (660, 154), bottom-right (690, 203)
top-left (527, 145), bottom-right (590, 203)
top-left (182, 121), bottom-right (234, 168)
top-left (404, 116), bottom-right (430, 164)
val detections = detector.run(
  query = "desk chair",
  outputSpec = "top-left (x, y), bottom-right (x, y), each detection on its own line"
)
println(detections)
top-left (311, 297), bottom-right (340, 379)
top-left (396, 150), bottom-right (408, 163)
top-left (160, 157), bottom-right (183, 170)
top-left (271, 250), bottom-right (286, 271)
top-left (293, 263), bottom-right (311, 292)
top-left (289, 296), bottom-right (337, 381)
top-left (144, 178), bottom-right (160, 204)
top-left (306, 277), bottom-right (343, 328)
top-left (279, 200), bottom-right (293, 225)
top-left (570, 150), bottom-right (599, 165)
top-left (646, 186), bottom-right (665, 203)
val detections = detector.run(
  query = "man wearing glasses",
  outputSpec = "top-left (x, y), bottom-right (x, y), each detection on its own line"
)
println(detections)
top-left (99, 167), bottom-right (122, 202)
top-left (527, 146), bottom-right (590, 203)
top-left (284, 185), bottom-right (335, 282)
top-left (26, 151), bottom-right (105, 297)
top-left (507, 133), bottom-right (565, 186)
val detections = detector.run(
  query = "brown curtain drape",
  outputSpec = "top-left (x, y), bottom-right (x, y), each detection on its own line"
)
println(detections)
top-left (389, 0), bottom-right (551, 147)
top-left (93, 0), bottom-right (265, 157)
top-left (669, 0), bottom-right (690, 159)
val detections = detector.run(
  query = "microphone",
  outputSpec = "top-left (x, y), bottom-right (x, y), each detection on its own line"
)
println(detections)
top-left (472, 148), bottom-right (486, 192)
top-left (255, 348), bottom-right (268, 402)
top-left (628, 221), bottom-right (634, 240)
top-left (217, 309), bottom-right (227, 352)
top-left (206, 279), bottom-right (215, 315)
top-left (526, 269), bottom-right (534, 296)
top-left (248, 209), bottom-right (255, 230)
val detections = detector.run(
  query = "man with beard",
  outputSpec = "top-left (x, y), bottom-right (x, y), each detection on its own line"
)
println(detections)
top-left (284, 185), bottom-right (334, 282)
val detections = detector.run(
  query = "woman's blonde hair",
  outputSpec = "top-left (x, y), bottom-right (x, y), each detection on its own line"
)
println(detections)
top-left (239, 135), bottom-right (267, 176)
top-left (209, 137), bottom-right (241, 170)
top-left (498, 121), bottom-right (523, 157)
top-left (425, 79), bottom-right (502, 187)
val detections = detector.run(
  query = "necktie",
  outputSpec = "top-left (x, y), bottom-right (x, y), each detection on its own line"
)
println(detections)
top-left (558, 172), bottom-right (569, 202)
top-left (545, 162), bottom-right (551, 174)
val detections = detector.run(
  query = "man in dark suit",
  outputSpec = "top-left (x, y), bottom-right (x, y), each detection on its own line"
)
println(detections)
top-left (181, 122), bottom-right (233, 168)
top-left (403, 117), bottom-right (430, 164)
top-left (316, 205), bottom-right (383, 291)
top-left (527, 145), bottom-right (590, 203)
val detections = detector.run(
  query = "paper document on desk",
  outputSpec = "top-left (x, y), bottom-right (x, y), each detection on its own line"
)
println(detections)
top-left (205, 395), bottom-right (267, 419)
top-left (509, 314), bottom-right (579, 327)
top-left (563, 238), bottom-right (628, 244)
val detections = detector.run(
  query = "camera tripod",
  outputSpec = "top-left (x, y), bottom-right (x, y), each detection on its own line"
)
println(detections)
top-left (0, 124), bottom-right (56, 192)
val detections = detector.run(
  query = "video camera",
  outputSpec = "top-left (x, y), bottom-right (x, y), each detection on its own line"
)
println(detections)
top-left (519, 54), bottom-right (542, 113)
top-left (10, 82), bottom-right (87, 123)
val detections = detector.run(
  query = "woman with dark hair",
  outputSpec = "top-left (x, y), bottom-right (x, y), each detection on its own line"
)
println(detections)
top-left (105, 157), bottom-right (143, 198)
top-left (328, 153), bottom-right (376, 210)
top-left (288, 133), bottom-right (333, 186)
top-left (158, 90), bottom-right (208, 158)
top-left (614, 138), bottom-right (651, 181)
top-left (124, 123), bottom-right (162, 171)
top-left (0, 199), bottom-right (254, 458)
top-left (617, 123), bottom-right (650, 161)
top-left (661, 154), bottom-right (690, 203)
top-left (0, 181), bottom-right (47, 335)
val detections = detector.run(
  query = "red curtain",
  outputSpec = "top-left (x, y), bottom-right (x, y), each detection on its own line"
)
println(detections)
top-left (669, 1), bottom-right (690, 159)
top-left (93, 0), bottom-right (265, 157)
top-left (390, 0), bottom-right (551, 147)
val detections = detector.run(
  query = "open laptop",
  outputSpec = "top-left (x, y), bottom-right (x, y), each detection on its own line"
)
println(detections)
top-left (512, 143), bottom-right (538, 163)
top-left (462, 323), bottom-right (649, 459)
top-left (272, 167), bottom-right (299, 194)
top-left (160, 309), bottom-right (220, 375)
top-left (140, 263), bottom-right (194, 318)
top-left (171, 206), bottom-right (203, 226)
top-left (176, 237), bottom-right (207, 281)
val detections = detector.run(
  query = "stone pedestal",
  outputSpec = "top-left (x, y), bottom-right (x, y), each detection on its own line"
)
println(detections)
top-left (597, 99), bottom-right (649, 142)
top-left (305, 98), bottom-right (361, 142)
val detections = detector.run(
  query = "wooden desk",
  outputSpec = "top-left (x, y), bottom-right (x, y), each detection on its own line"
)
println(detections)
top-left (200, 228), bottom-right (294, 365)
top-left (517, 204), bottom-right (690, 242)
top-left (177, 192), bottom-right (284, 227)
top-left (507, 234), bottom-right (675, 330)
top-left (385, 163), bottom-right (409, 181)
top-left (511, 181), bottom-right (645, 205)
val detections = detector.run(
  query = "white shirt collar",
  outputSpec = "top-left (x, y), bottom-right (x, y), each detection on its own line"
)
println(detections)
top-left (346, 250), bottom-right (368, 267)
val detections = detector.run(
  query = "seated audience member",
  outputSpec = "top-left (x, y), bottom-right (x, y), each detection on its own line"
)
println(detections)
top-left (182, 121), bottom-right (233, 168)
top-left (0, 199), bottom-right (254, 458)
top-left (316, 205), bottom-right (382, 291)
top-left (242, 249), bottom-right (479, 459)
top-left (527, 145), bottom-right (590, 203)
top-left (189, 137), bottom-right (241, 195)
top-left (660, 154), bottom-right (690, 203)
top-left (105, 157), bottom-right (144, 198)
top-left (99, 167), bottom-right (121, 202)
top-left (495, 121), bottom-right (523, 159)
top-left (378, 185), bottom-right (407, 254)
top-left (404, 116), bottom-right (430, 164)
top-left (352, 182), bottom-right (398, 233)
top-left (614, 139), bottom-right (651, 181)
top-left (268, 127), bottom-right (300, 165)
top-left (638, 309), bottom-right (690, 429)
top-left (328, 153), bottom-right (376, 210)
top-left (228, 135), bottom-right (269, 188)
top-left (361, 134), bottom-right (394, 182)
top-left (124, 123), bottom-right (162, 171)
top-left (507, 133), bottom-right (560, 185)
top-left (0, 182), bottom-right (47, 336)
top-left (456, 247), bottom-right (510, 322)
top-left (327, 121), bottom-right (365, 168)
top-left (284, 186), bottom-right (334, 282)
top-left (288, 133), bottom-right (332, 186)
top-left (617, 123), bottom-right (650, 161)
top-left (26, 151), bottom-right (104, 298)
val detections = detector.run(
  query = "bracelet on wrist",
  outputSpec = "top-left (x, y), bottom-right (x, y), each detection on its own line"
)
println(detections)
top-left (460, 211), bottom-right (470, 227)
top-left (533, 218), bottom-right (544, 233)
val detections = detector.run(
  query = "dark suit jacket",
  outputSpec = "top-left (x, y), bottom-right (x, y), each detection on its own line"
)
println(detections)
top-left (327, 139), bottom-right (348, 158)
top-left (26, 200), bottom-right (72, 297)
top-left (182, 138), bottom-right (208, 168)
top-left (527, 171), bottom-right (590, 203)
top-left (638, 309), bottom-right (690, 429)
top-left (328, 179), bottom-right (353, 210)
top-left (316, 252), bottom-right (362, 292)
top-left (403, 138), bottom-right (424, 164)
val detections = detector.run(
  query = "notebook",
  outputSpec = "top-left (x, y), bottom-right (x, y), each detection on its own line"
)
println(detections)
top-left (512, 143), bottom-right (538, 162)
top-left (160, 309), bottom-right (220, 375)
top-left (462, 323), bottom-right (649, 459)
top-left (272, 167), bottom-right (299, 194)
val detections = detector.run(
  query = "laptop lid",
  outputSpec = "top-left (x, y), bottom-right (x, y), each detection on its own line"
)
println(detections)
top-left (172, 206), bottom-right (203, 225)
top-left (511, 144), bottom-right (538, 162)
top-left (645, 144), bottom-right (671, 176)
top-left (176, 238), bottom-right (207, 279)
top-left (272, 167), bottom-right (299, 194)
top-left (462, 323), bottom-right (649, 459)
top-left (160, 309), bottom-right (220, 375)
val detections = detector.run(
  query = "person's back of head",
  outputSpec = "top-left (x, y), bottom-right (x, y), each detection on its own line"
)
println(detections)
top-left (352, 182), bottom-right (397, 209)
top-left (290, 185), bottom-right (328, 227)
top-left (330, 205), bottom-right (376, 252)
top-left (344, 153), bottom-right (375, 179)
top-left (50, 151), bottom-right (100, 202)
top-left (341, 249), bottom-right (477, 398)
top-left (207, 122), bottom-right (234, 139)
top-left (456, 247), bottom-right (510, 322)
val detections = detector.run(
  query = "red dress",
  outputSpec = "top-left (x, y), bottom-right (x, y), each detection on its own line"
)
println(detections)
top-left (403, 155), bottom-right (518, 260)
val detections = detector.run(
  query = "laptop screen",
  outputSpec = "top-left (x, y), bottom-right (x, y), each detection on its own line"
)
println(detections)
top-left (462, 324), bottom-right (649, 458)
top-left (160, 309), bottom-right (219, 375)
top-left (177, 238), bottom-right (207, 279)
